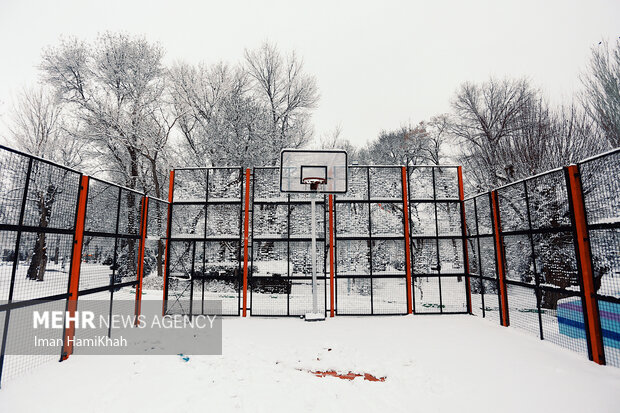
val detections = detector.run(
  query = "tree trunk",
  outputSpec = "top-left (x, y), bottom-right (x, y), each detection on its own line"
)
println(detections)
top-left (150, 158), bottom-right (164, 278)
top-left (124, 148), bottom-right (139, 280)
top-left (27, 186), bottom-right (55, 281)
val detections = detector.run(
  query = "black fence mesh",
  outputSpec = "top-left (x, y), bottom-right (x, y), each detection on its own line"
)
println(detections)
top-left (579, 149), bottom-right (620, 367)
top-left (408, 165), bottom-right (468, 314)
top-left (165, 168), bottom-right (243, 316)
top-left (250, 167), bottom-right (327, 316)
top-left (143, 198), bottom-right (168, 288)
top-left (80, 179), bottom-right (142, 295)
top-left (2, 142), bottom-right (620, 388)
top-left (0, 144), bottom-right (155, 386)
top-left (495, 169), bottom-right (590, 357)
top-left (334, 166), bottom-right (408, 315)
top-left (464, 190), bottom-right (503, 323)
top-left (0, 146), bottom-right (81, 385)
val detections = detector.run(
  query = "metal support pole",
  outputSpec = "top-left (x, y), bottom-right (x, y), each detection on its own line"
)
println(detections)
top-left (311, 196), bottom-right (318, 314)
top-left (328, 195), bottom-right (335, 317)
top-left (566, 165), bottom-right (605, 365)
top-left (491, 190), bottom-right (510, 327)
top-left (61, 175), bottom-right (90, 360)
top-left (162, 170), bottom-right (175, 316)
top-left (458, 166), bottom-right (473, 315)
top-left (242, 169), bottom-right (251, 317)
top-left (401, 167), bottom-right (413, 314)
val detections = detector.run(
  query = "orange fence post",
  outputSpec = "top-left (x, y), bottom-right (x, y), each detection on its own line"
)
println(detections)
top-left (243, 169), bottom-right (251, 317)
top-left (566, 165), bottom-right (605, 365)
top-left (458, 167), bottom-right (472, 314)
top-left (329, 195), bottom-right (336, 317)
top-left (135, 196), bottom-right (149, 325)
top-left (61, 175), bottom-right (89, 361)
top-left (491, 191), bottom-right (509, 327)
top-left (401, 167), bottom-right (413, 315)
top-left (162, 170), bottom-right (175, 316)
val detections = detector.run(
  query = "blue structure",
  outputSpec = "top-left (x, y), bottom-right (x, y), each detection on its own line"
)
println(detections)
top-left (558, 297), bottom-right (620, 350)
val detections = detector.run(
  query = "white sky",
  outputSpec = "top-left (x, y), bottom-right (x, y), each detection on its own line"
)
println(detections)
top-left (0, 0), bottom-right (618, 147)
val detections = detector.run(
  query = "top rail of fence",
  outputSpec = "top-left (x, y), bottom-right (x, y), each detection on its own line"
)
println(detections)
top-left (147, 196), bottom-right (169, 204)
top-left (494, 166), bottom-right (565, 192)
top-left (576, 146), bottom-right (620, 165)
top-left (407, 164), bottom-right (460, 168)
top-left (465, 146), bottom-right (620, 200)
top-left (88, 176), bottom-right (145, 196)
top-left (0, 144), bottom-right (82, 175)
top-left (464, 192), bottom-right (491, 202)
top-left (173, 166), bottom-right (243, 171)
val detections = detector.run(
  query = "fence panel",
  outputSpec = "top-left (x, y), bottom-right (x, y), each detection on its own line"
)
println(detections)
top-left (0, 146), bottom-right (81, 386)
top-left (79, 179), bottom-right (142, 295)
top-left (334, 166), bottom-right (407, 315)
top-left (464, 193), bottom-right (502, 324)
top-left (408, 166), bottom-right (468, 314)
top-left (73, 178), bottom-right (143, 353)
top-left (579, 149), bottom-right (620, 367)
top-left (496, 169), bottom-right (590, 357)
top-left (165, 168), bottom-right (243, 316)
top-left (250, 167), bottom-right (328, 316)
top-left (142, 197), bottom-right (168, 290)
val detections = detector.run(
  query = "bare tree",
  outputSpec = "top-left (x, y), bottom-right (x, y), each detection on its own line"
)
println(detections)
top-left (8, 86), bottom-right (83, 167)
top-left (548, 103), bottom-right (606, 165)
top-left (169, 62), bottom-right (236, 166)
top-left (7, 86), bottom-right (84, 281)
top-left (452, 76), bottom-right (605, 194)
top-left (244, 41), bottom-right (319, 156)
top-left (581, 39), bottom-right (620, 147)
top-left (425, 115), bottom-right (452, 164)
top-left (41, 33), bottom-right (175, 282)
top-left (364, 122), bottom-right (430, 166)
top-left (169, 61), bottom-right (275, 167)
top-left (451, 77), bottom-right (536, 190)
top-left (317, 124), bottom-right (342, 149)
top-left (40, 32), bottom-right (172, 193)
top-left (316, 125), bottom-right (360, 160)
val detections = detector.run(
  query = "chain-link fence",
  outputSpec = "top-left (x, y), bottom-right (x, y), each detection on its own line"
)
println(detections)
top-left (333, 166), bottom-right (408, 315)
top-left (0, 144), bottom-right (168, 386)
top-left (250, 167), bottom-right (328, 316)
top-left (464, 193), bottom-right (502, 324)
top-left (464, 148), bottom-right (620, 367)
top-left (408, 165), bottom-right (469, 314)
top-left (164, 168), bottom-right (243, 316)
top-left (578, 149), bottom-right (620, 367)
top-left (2, 142), bottom-right (619, 388)
top-left (0, 145), bottom-right (81, 385)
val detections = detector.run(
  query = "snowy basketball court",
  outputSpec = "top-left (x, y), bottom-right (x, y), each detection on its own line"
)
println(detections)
top-left (1, 314), bottom-right (619, 413)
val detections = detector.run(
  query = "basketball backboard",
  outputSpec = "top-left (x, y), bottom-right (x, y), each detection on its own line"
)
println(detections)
top-left (280, 149), bottom-right (348, 193)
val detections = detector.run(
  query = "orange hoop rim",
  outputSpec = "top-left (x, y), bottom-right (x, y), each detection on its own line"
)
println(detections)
top-left (302, 177), bottom-right (327, 185)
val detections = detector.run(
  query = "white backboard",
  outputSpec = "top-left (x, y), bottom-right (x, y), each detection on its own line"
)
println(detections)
top-left (280, 149), bottom-right (348, 193)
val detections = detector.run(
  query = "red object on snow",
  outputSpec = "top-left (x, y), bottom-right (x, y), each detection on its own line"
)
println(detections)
top-left (311, 370), bottom-right (386, 382)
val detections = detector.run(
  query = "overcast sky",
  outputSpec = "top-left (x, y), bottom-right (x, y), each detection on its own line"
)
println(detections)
top-left (0, 0), bottom-right (618, 147)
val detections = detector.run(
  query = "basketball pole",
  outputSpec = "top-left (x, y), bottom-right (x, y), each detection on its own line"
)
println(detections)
top-left (311, 194), bottom-right (318, 315)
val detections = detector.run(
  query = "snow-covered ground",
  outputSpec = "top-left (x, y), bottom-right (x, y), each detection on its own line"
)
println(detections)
top-left (1, 313), bottom-right (619, 412)
top-left (0, 262), bottom-right (133, 301)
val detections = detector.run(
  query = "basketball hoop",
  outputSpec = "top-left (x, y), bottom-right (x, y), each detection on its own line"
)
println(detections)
top-left (279, 149), bottom-right (347, 194)
top-left (302, 177), bottom-right (326, 191)
top-left (279, 149), bottom-right (348, 321)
